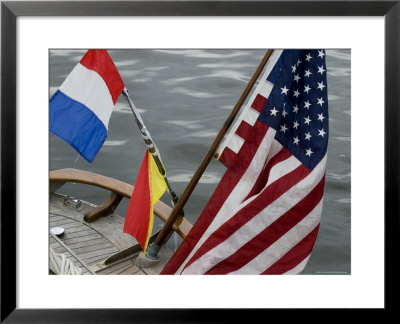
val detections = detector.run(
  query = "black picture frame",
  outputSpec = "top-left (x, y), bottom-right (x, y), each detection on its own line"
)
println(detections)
top-left (1, 0), bottom-right (398, 322)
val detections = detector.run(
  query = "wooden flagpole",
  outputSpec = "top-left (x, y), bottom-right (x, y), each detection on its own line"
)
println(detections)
top-left (147, 49), bottom-right (274, 259)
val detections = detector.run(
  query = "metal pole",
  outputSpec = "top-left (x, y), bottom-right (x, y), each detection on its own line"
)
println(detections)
top-left (122, 88), bottom-right (179, 207)
top-left (148, 49), bottom-right (274, 259)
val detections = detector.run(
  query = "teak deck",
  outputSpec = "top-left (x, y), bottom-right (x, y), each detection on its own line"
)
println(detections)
top-left (49, 169), bottom-right (192, 275)
top-left (50, 194), bottom-right (153, 275)
top-left (48, 168), bottom-right (188, 275)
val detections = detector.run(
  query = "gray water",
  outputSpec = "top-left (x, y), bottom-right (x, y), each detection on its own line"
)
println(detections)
top-left (49, 49), bottom-right (351, 275)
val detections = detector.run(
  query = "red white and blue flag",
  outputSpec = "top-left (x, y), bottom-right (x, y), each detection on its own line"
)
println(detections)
top-left (50, 50), bottom-right (124, 162)
top-left (161, 49), bottom-right (329, 275)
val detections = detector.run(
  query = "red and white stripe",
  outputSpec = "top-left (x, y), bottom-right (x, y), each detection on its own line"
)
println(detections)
top-left (161, 120), bottom-right (326, 274)
top-left (216, 50), bottom-right (282, 167)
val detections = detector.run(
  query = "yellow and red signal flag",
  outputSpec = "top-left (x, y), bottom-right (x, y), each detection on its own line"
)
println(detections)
top-left (123, 150), bottom-right (167, 253)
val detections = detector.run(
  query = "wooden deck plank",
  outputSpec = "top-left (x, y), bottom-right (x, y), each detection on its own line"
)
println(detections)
top-left (85, 252), bottom-right (117, 265)
top-left (49, 214), bottom-right (78, 222)
top-left (96, 259), bottom-right (134, 275)
top-left (51, 238), bottom-right (111, 252)
top-left (50, 218), bottom-right (79, 227)
top-left (54, 222), bottom-right (87, 230)
top-left (117, 264), bottom-right (141, 275)
top-left (63, 237), bottom-right (109, 249)
top-left (60, 229), bottom-right (97, 239)
top-left (108, 263), bottom-right (135, 275)
top-left (49, 215), bottom-right (68, 222)
top-left (53, 247), bottom-right (76, 257)
top-left (58, 233), bottom-right (103, 245)
top-left (71, 242), bottom-right (115, 255)
top-left (49, 214), bottom-right (71, 221)
top-left (78, 246), bottom-right (119, 260)
top-left (64, 226), bottom-right (91, 234)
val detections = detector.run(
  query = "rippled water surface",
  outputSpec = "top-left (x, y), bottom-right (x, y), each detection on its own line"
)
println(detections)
top-left (49, 49), bottom-right (351, 274)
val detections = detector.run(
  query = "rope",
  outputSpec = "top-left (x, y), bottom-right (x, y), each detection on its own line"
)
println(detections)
top-left (49, 248), bottom-right (83, 275)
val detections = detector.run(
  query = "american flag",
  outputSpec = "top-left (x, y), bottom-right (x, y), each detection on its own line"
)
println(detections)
top-left (161, 49), bottom-right (329, 275)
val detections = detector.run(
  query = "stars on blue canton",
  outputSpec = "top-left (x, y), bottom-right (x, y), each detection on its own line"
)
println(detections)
top-left (258, 50), bottom-right (329, 170)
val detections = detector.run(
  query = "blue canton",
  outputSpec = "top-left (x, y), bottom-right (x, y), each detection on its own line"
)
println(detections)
top-left (258, 50), bottom-right (329, 170)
